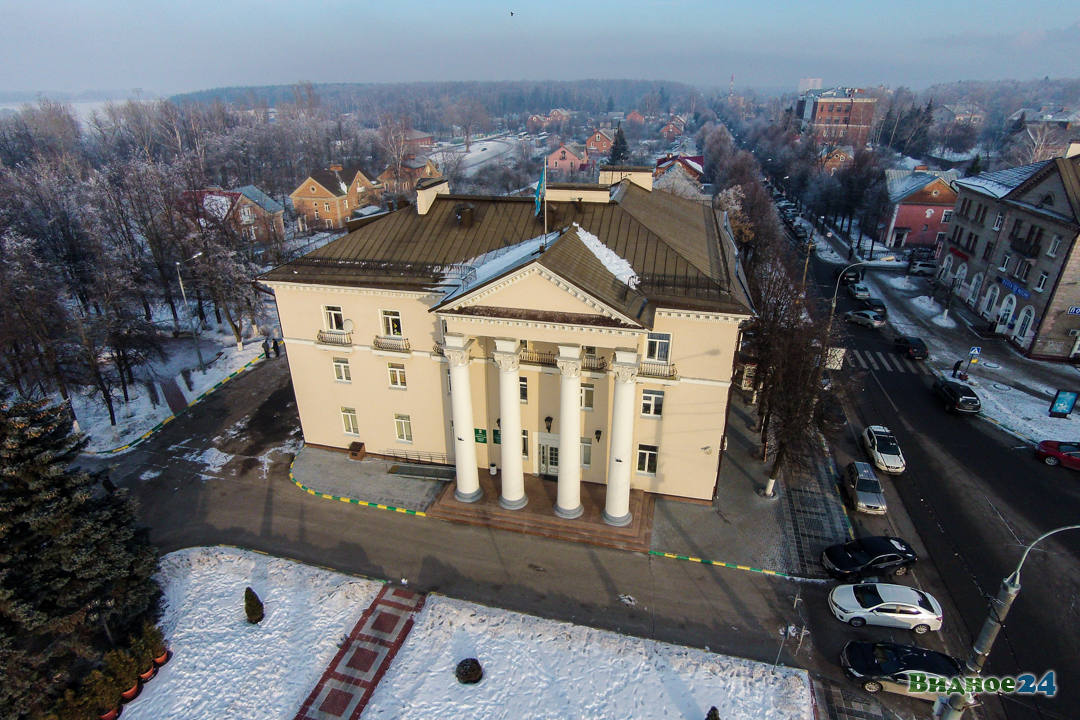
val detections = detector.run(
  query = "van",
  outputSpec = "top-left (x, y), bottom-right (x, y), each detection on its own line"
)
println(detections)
top-left (909, 260), bottom-right (938, 276)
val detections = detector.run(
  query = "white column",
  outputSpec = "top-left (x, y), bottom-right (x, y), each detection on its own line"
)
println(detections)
top-left (555, 345), bottom-right (583, 519)
top-left (445, 335), bottom-right (481, 503)
top-left (493, 338), bottom-right (526, 510)
top-left (604, 350), bottom-right (638, 526)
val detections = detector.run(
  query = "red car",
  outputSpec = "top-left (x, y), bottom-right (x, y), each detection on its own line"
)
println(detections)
top-left (1035, 441), bottom-right (1080, 469)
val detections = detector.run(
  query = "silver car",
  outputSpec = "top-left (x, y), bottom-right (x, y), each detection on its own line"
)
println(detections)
top-left (845, 310), bottom-right (885, 328)
top-left (843, 462), bottom-right (887, 514)
top-left (829, 582), bottom-right (943, 634)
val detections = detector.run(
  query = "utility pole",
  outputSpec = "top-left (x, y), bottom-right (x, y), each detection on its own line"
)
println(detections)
top-left (176, 252), bottom-right (206, 373)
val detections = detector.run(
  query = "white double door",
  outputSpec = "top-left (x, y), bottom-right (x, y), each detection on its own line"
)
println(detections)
top-left (537, 432), bottom-right (560, 476)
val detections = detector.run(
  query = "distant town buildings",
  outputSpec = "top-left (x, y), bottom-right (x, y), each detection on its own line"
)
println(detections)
top-left (546, 144), bottom-right (589, 177)
top-left (794, 88), bottom-right (877, 148)
top-left (797, 78), bottom-right (823, 94)
top-left (290, 163), bottom-right (382, 231)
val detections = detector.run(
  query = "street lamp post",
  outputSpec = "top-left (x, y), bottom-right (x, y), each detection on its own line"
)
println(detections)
top-left (175, 252), bottom-right (206, 373)
top-left (940, 524), bottom-right (1080, 719)
top-left (825, 262), bottom-right (865, 340)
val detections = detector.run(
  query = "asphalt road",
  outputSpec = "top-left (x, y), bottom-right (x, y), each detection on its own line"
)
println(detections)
top-left (804, 236), bottom-right (1080, 720)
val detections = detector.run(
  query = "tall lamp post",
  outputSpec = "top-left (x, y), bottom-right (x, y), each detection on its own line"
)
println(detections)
top-left (175, 252), bottom-right (206, 373)
top-left (940, 524), bottom-right (1080, 719)
top-left (825, 262), bottom-right (865, 340)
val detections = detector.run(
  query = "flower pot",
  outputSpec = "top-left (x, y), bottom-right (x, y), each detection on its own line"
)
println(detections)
top-left (152, 649), bottom-right (171, 667)
top-left (99, 708), bottom-right (121, 720)
top-left (138, 665), bottom-right (157, 682)
top-left (120, 683), bottom-right (141, 703)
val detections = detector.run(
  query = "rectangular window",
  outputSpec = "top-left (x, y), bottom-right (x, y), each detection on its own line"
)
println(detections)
top-left (641, 389), bottom-right (665, 416)
top-left (394, 413), bottom-right (413, 442)
top-left (992, 212), bottom-right (1004, 231)
top-left (341, 407), bottom-right (359, 435)
top-left (583, 345), bottom-right (596, 357)
top-left (636, 444), bottom-right (658, 474)
top-left (1011, 218), bottom-right (1023, 238)
top-left (1014, 261), bottom-right (1031, 282)
top-left (935, 232), bottom-right (946, 244)
top-left (381, 310), bottom-right (402, 336)
top-left (1036, 272), bottom-right (1049, 292)
top-left (580, 383), bottom-right (594, 410)
top-left (941, 210), bottom-right (953, 223)
top-left (324, 201), bottom-right (330, 212)
top-left (982, 240), bottom-right (996, 261)
top-left (521, 430), bottom-right (529, 457)
top-left (646, 332), bottom-right (671, 362)
top-left (519, 376), bottom-right (528, 403)
top-left (314, 205), bottom-right (320, 219)
top-left (999, 253), bottom-right (1011, 272)
top-left (580, 438), bottom-right (592, 468)
top-left (324, 305), bottom-right (344, 331)
top-left (333, 357), bottom-right (351, 382)
top-left (1048, 235), bottom-right (1062, 257)
top-left (388, 362), bottom-right (407, 388)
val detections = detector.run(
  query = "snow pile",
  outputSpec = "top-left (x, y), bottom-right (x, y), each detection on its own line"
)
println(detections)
top-left (887, 275), bottom-right (917, 290)
top-left (931, 312), bottom-right (958, 328)
top-left (575, 223), bottom-right (640, 288)
top-left (815, 244), bottom-right (846, 264)
top-left (969, 379), bottom-right (1080, 442)
top-left (910, 295), bottom-right (942, 315)
top-left (123, 547), bottom-right (381, 720)
top-left (186, 447), bottom-right (233, 478)
top-left (363, 596), bottom-right (813, 720)
top-left (442, 232), bottom-right (557, 304)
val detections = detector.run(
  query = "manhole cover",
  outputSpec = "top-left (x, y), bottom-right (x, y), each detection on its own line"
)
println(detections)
top-left (982, 361), bottom-right (1001, 369)
top-left (993, 383), bottom-right (1011, 391)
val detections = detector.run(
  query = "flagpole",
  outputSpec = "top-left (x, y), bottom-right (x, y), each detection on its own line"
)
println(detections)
top-left (543, 167), bottom-right (548, 238)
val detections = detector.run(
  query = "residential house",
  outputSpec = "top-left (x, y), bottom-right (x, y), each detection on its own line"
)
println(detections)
top-left (404, 129), bottom-right (435, 153)
top-left (879, 168), bottom-right (959, 249)
top-left (586, 128), bottom-right (615, 156)
top-left (819, 145), bottom-right (855, 175)
top-left (654, 155), bottom-right (704, 183)
top-left (547, 144), bottom-right (589, 177)
top-left (181, 185), bottom-right (285, 250)
top-left (660, 117), bottom-right (685, 143)
top-left (934, 103), bottom-right (986, 127)
top-left (794, 88), bottom-right (878, 147)
top-left (378, 155), bottom-right (441, 196)
top-left (941, 149), bottom-right (1080, 358)
top-left (1008, 107), bottom-right (1080, 133)
top-left (260, 171), bottom-right (753, 524)
top-left (626, 110), bottom-right (646, 125)
top-left (290, 163), bottom-right (382, 231)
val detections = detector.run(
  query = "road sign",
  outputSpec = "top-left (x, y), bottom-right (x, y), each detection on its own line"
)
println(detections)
top-left (969, 346), bottom-right (981, 356)
top-left (1069, 306), bottom-right (1080, 316)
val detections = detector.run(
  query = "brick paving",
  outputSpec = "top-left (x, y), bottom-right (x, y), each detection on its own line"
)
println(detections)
top-left (294, 585), bottom-right (425, 720)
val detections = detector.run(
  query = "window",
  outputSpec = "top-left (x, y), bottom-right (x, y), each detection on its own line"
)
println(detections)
top-left (388, 362), bottom-right (407, 388)
top-left (521, 430), bottom-right (529, 457)
top-left (921, 224), bottom-right (929, 232)
top-left (1036, 272), bottom-right (1049, 292)
top-left (583, 345), bottom-right (596, 357)
top-left (515, 375), bottom-right (528, 403)
top-left (580, 383), bottom-right (594, 410)
top-left (333, 357), bottom-right (351, 382)
top-left (313, 205), bottom-right (320, 219)
top-left (310, 185), bottom-right (316, 193)
top-left (381, 310), bottom-right (402, 337)
top-left (343, 199), bottom-right (349, 209)
top-left (323, 202), bottom-right (330, 212)
top-left (394, 413), bottom-right (413, 442)
top-left (1048, 235), bottom-right (1062, 257)
top-left (999, 253), bottom-right (1011, 272)
top-left (641, 389), bottom-right (664, 416)
top-left (935, 232), bottom-right (946, 245)
top-left (646, 332), bottom-right (671, 362)
top-left (240, 206), bottom-right (254, 223)
top-left (1011, 218), bottom-right (1023, 238)
top-left (992, 212), bottom-right (1004, 231)
top-left (324, 305), bottom-right (344, 331)
top-left (341, 407), bottom-right (359, 435)
top-left (1014, 261), bottom-right (1031, 282)
top-left (636, 444), bottom-right (658, 474)
top-left (942, 210), bottom-right (953, 223)
top-left (580, 438), bottom-right (592, 468)
top-left (982, 240), bottom-right (996, 261)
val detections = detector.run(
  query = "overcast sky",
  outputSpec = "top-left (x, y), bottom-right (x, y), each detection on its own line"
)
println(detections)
top-left (1, 0), bottom-right (1076, 96)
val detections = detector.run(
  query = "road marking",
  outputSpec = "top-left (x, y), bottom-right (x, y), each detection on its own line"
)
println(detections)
top-left (902, 358), bottom-right (919, 373)
top-left (870, 370), bottom-right (900, 414)
top-left (863, 352), bottom-right (880, 371)
top-left (848, 350), bottom-right (867, 369)
top-left (875, 352), bottom-right (895, 371)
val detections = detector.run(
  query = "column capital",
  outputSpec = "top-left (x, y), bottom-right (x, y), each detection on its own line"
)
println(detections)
top-left (445, 347), bottom-right (471, 367)
top-left (556, 357), bottom-right (582, 378)
top-left (493, 351), bottom-right (520, 373)
top-left (611, 362), bottom-right (638, 384)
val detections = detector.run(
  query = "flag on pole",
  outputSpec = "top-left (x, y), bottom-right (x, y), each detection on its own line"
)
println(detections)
top-left (534, 166), bottom-right (546, 216)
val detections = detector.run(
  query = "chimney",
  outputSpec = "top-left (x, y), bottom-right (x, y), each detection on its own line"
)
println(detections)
top-left (416, 177), bottom-right (450, 215)
top-left (454, 204), bottom-right (475, 228)
top-left (329, 163), bottom-right (343, 172)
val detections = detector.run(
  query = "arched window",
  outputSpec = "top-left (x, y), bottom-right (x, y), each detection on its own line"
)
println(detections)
top-left (1013, 306), bottom-right (1036, 346)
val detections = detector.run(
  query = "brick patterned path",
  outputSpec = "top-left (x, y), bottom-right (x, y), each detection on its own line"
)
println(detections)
top-left (294, 585), bottom-right (425, 720)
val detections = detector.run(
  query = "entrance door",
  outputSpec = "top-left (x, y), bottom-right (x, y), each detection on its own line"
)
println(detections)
top-left (538, 444), bottom-right (559, 476)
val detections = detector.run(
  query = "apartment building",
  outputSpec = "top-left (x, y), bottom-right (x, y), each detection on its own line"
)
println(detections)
top-left (795, 88), bottom-right (877, 148)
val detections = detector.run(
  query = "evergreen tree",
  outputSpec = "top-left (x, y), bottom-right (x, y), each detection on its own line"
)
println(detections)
top-left (609, 124), bottom-right (630, 165)
top-left (965, 153), bottom-right (983, 177)
top-left (244, 587), bottom-right (264, 623)
top-left (0, 397), bottom-right (159, 717)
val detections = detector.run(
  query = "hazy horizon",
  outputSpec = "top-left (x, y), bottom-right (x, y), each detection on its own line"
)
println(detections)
top-left (1, 1), bottom-right (1077, 98)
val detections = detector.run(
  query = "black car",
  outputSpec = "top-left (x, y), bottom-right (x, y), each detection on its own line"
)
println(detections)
top-left (893, 336), bottom-right (928, 360)
top-left (840, 641), bottom-right (963, 700)
top-left (835, 267), bottom-right (862, 286)
top-left (821, 536), bottom-right (917, 579)
top-left (859, 298), bottom-right (888, 317)
top-left (932, 377), bottom-right (981, 414)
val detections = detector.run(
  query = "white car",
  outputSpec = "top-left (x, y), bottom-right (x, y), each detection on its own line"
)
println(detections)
top-left (829, 582), bottom-right (943, 634)
top-left (847, 282), bottom-right (870, 299)
top-left (863, 425), bottom-right (906, 474)
top-left (844, 310), bottom-right (885, 329)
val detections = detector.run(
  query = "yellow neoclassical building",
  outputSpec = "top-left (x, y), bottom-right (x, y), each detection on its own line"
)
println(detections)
top-left (263, 169), bottom-right (753, 526)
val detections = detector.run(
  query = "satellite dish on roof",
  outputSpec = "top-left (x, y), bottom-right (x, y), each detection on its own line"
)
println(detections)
top-left (343, 319), bottom-right (354, 332)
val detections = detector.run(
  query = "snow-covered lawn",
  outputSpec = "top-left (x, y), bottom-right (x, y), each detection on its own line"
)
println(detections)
top-left (365, 596), bottom-right (813, 720)
top-left (964, 375), bottom-right (1080, 443)
top-left (131, 548), bottom-right (814, 720)
top-left (123, 547), bottom-right (383, 720)
top-left (815, 244), bottom-right (846, 265)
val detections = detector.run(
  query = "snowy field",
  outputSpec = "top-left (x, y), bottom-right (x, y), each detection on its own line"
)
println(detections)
top-left (364, 596), bottom-right (814, 720)
top-left (123, 547), bottom-right (383, 720)
top-left (130, 548), bottom-right (813, 720)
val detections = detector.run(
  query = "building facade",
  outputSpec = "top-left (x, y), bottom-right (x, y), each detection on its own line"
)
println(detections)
top-left (290, 164), bottom-right (382, 231)
top-left (795, 88), bottom-right (877, 147)
top-left (880, 169), bottom-right (958, 249)
top-left (942, 155), bottom-right (1080, 359)
top-left (586, 128), bottom-right (615, 155)
top-left (546, 144), bottom-right (589, 177)
top-left (262, 172), bottom-right (752, 522)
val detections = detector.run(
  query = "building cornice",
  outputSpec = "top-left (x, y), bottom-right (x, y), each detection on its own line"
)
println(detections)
top-left (262, 280), bottom-right (431, 299)
top-left (441, 312), bottom-right (644, 337)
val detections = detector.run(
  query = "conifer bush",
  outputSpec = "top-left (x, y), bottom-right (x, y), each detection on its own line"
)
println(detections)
top-left (245, 586), bottom-right (265, 623)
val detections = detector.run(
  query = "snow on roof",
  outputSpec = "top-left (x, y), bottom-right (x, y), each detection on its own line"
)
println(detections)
top-left (439, 231), bottom-right (559, 304)
top-left (574, 222), bottom-right (639, 288)
top-left (885, 170), bottom-right (959, 202)
top-left (234, 185), bottom-right (283, 214)
top-left (955, 160), bottom-right (1051, 199)
top-left (202, 194), bottom-right (232, 220)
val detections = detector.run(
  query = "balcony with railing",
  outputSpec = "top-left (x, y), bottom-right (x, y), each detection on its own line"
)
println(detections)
top-left (316, 330), bottom-right (352, 347)
top-left (519, 349), bottom-right (558, 366)
top-left (372, 335), bottom-right (411, 353)
top-left (638, 360), bottom-right (678, 379)
top-left (582, 355), bottom-right (608, 371)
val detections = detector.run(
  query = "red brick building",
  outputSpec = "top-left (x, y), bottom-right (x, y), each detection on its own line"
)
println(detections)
top-left (795, 88), bottom-right (877, 147)
top-left (586, 128), bottom-right (615, 155)
top-left (880, 169), bottom-right (959, 249)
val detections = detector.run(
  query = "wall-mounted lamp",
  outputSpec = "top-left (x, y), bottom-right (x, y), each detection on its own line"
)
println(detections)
top-left (496, 418), bottom-right (501, 429)
top-left (594, 429), bottom-right (602, 443)
top-left (544, 416), bottom-right (553, 432)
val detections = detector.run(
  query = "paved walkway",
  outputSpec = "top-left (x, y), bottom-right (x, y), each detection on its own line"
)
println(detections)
top-left (159, 377), bottom-right (189, 416)
top-left (294, 585), bottom-right (425, 720)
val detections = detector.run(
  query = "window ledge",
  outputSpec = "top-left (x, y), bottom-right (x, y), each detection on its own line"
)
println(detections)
top-left (335, 380), bottom-right (352, 384)
top-left (636, 471), bottom-right (657, 477)
top-left (640, 413), bottom-right (662, 419)
top-left (388, 385), bottom-right (408, 390)
top-left (395, 439), bottom-right (414, 445)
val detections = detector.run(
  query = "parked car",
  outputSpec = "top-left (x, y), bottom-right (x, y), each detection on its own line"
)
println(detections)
top-left (821, 536), bottom-right (918, 579)
top-left (845, 310), bottom-right (885, 329)
top-left (931, 376), bottom-right (981, 414)
top-left (836, 267), bottom-right (862, 285)
top-left (863, 425), bottom-right (906, 474)
top-left (828, 583), bottom-right (943, 634)
top-left (847, 282), bottom-right (870, 299)
top-left (859, 298), bottom-right (888, 317)
top-left (908, 260), bottom-right (938, 276)
top-left (1035, 440), bottom-right (1080, 469)
top-left (893, 336), bottom-right (928, 360)
top-left (793, 225), bottom-right (810, 240)
top-left (842, 462), bottom-right (887, 514)
top-left (840, 641), bottom-right (964, 701)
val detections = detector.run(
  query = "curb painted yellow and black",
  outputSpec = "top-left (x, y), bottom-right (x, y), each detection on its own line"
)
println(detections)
top-left (85, 354), bottom-right (267, 455)
top-left (647, 550), bottom-right (795, 578)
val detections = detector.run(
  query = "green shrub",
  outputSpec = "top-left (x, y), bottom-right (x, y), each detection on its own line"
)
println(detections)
top-left (104, 649), bottom-right (139, 690)
top-left (142, 621), bottom-right (167, 657)
top-left (83, 669), bottom-right (122, 714)
top-left (244, 587), bottom-right (264, 624)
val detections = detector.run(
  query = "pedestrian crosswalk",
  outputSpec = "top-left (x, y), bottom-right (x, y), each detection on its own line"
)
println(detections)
top-left (844, 348), bottom-right (936, 375)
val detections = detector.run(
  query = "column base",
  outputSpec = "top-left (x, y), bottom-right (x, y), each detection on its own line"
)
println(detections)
top-left (602, 509), bottom-right (632, 527)
top-left (553, 503), bottom-right (583, 520)
top-left (454, 486), bottom-right (484, 503)
top-left (498, 494), bottom-right (528, 510)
